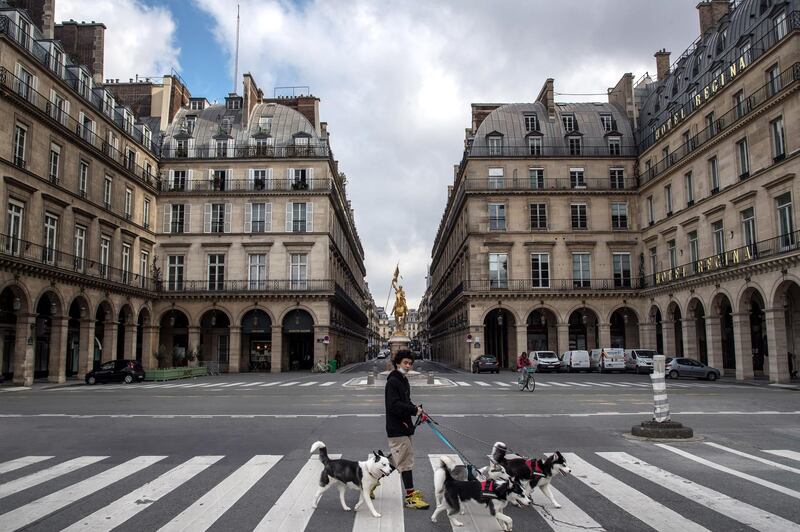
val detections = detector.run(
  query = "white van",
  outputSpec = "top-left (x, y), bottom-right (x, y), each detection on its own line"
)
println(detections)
top-left (561, 350), bottom-right (590, 372)
top-left (530, 351), bottom-right (561, 372)
top-left (590, 348), bottom-right (625, 372)
top-left (624, 349), bottom-right (658, 374)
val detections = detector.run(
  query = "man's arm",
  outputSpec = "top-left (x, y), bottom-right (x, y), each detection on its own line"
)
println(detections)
top-left (386, 380), bottom-right (417, 418)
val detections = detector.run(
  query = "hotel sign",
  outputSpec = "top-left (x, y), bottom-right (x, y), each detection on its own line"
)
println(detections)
top-left (655, 246), bottom-right (754, 285)
top-left (653, 53), bottom-right (750, 142)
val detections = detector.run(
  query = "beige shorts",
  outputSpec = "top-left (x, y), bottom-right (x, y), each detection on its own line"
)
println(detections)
top-left (387, 436), bottom-right (414, 472)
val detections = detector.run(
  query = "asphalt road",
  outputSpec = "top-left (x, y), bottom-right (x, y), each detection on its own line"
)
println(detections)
top-left (0, 361), bottom-right (798, 531)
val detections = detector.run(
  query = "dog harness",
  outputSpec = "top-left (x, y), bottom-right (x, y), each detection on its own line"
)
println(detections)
top-left (480, 480), bottom-right (497, 499)
top-left (525, 459), bottom-right (546, 477)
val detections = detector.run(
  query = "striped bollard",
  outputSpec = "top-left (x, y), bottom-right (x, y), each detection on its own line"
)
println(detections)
top-left (631, 355), bottom-right (693, 439)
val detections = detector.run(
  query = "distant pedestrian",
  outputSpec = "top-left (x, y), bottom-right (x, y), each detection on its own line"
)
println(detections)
top-left (384, 349), bottom-right (429, 509)
top-left (789, 351), bottom-right (797, 379)
top-left (600, 349), bottom-right (607, 373)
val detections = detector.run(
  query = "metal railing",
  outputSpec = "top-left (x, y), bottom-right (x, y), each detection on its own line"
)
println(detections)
top-left (463, 176), bottom-right (638, 191)
top-left (464, 279), bottom-right (638, 291)
top-left (469, 142), bottom-right (637, 158)
top-left (158, 279), bottom-right (334, 294)
top-left (160, 144), bottom-right (332, 159)
top-left (159, 178), bottom-right (333, 193)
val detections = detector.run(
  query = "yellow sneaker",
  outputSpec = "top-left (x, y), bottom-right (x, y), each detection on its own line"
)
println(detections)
top-left (404, 489), bottom-right (430, 509)
top-left (369, 484), bottom-right (377, 500)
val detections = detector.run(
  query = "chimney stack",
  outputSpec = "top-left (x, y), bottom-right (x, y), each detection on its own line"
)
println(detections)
top-left (655, 49), bottom-right (671, 81)
top-left (54, 20), bottom-right (106, 84)
top-left (8, 0), bottom-right (54, 38)
top-left (697, 0), bottom-right (731, 35)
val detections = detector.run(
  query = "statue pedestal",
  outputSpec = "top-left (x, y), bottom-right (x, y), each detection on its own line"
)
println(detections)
top-left (388, 335), bottom-right (411, 361)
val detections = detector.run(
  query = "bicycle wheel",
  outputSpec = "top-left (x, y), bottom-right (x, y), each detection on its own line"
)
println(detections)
top-left (526, 376), bottom-right (536, 392)
top-left (517, 375), bottom-right (527, 391)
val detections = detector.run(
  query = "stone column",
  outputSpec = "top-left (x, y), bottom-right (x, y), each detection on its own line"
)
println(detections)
top-left (271, 324), bottom-right (283, 373)
top-left (314, 325), bottom-right (329, 365)
top-left (229, 326), bottom-right (242, 373)
top-left (704, 315), bottom-right (724, 371)
top-left (764, 307), bottom-right (790, 384)
top-left (140, 325), bottom-right (158, 370)
top-left (103, 321), bottom-right (118, 362)
top-left (123, 322), bottom-right (137, 360)
top-left (78, 317), bottom-right (96, 377)
top-left (598, 322), bottom-right (611, 349)
top-left (662, 320), bottom-right (676, 357)
top-left (732, 312), bottom-right (754, 380)
top-left (48, 316), bottom-right (69, 383)
top-left (187, 326), bottom-right (201, 366)
top-left (515, 325), bottom-right (528, 356)
top-left (639, 323), bottom-right (656, 350)
top-left (682, 316), bottom-right (698, 360)
top-left (13, 314), bottom-right (36, 386)
top-left (557, 323), bottom-right (570, 354)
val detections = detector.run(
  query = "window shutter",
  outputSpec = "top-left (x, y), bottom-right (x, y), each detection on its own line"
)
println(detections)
top-left (187, 138), bottom-right (195, 157)
top-left (285, 202), bottom-right (293, 232)
top-left (208, 169), bottom-right (214, 188)
top-left (185, 204), bottom-right (191, 233)
top-left (267, 168), bottom-right (273, 190)
top-left (227, 139), bottom-right (235, 158)
top-left (62, 99), bottom-right (70, 123)
top-left (248, 169), bottom-right (254, 190)
top-left (308, 167), bottom-right (314, 188)
top-left (49, 88), bottom-right (55, 114)
top-left (79, 111), bottom-right (85, 134)
top-left (163, 204), bottom-right (171, 233)
top-left (204, 203), bottom-right (212, 233)
top-left (228, 169), bottom-right (233, 186)
top-left (287, 168), bottom-right (294, 182)
top-left (306, 202), bottom-right (314, 232)
top-left (169, 169), bottom-right (175, 189)
top-left (265, 203), bottom-right (272, 232)
top-left (224, 203), bottom-right (232, 233)
top-left (244, 203), bottom-right (252, 233)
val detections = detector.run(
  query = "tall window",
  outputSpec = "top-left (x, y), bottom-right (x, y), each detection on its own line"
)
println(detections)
top-left (49, 144), bottom-right (60, 183)
top-left (709, 156), bottom-right (720, 193)
top-left (571, 204), bottom-right (587, 230)
top-left (647, 196), bottom-right (654, 225)
top-left (600, 114), bottom-right (613, 132)
top-left (612, 253), bottom-right (631, 288)
top-left (13, 123), bottom-right (27, 167)
top-left (211, 169), bottom-right (227, 190)
top-left (252, 169), bottom-right (270, 190)
top-left (668, 240), bottom-right (677, 269)
top-left (249, 202), bottom-right (269, 233)
top-left (215, 139), bottom-right (228, 158)
top-left (530, 203), bottom-right (547, 230)
top-left (568, 137), bottom-right (582, 156)
top-left (51, 91), bottom-right (67, 126)
top-left (175, 139), bottom-right (188, 158)
top-left (255, 137), bottom-right (273, 156)
top-left (248, 254), bottom-right (267, 290)
top-left (736, 138), bottom-right (750, 179)
top-left (488, 136), bottom-right (503, 156)
top-left (170, 204), bottom-right (186, 233)
top-left (74, 225), bottom-right (86, 272)
top-left (293, 168), bottom-right (309, 188)
top-left (167, 255), bottom-right (184, 291)
top-left (140, 251), bottom-right (149, 287)
top-left (611, 203), bottom-right (628, 229)
top-left (290, 202), bottom-right (311, 232)
top-left (125, 148), bottom-right (136, 171)
top-left (211, 204), bottom-right (225, 233)
top-left (664, 184), bottom-right (673, 215)
top-left (777, 192), bottom-right (795, 249)
top-left (608, 137), bottom-right (621, 156)
top-left (79, 161), bottom-right (88, 198)
top-left (572, 253), bottom-right (591, 288)
top-left (488, 168), bottom-right (504, 188)
top-left (685, 171), bottom-right (694, 206)
top-left (530, 253), bottom-right (550, 288)
top-left (290, 253), bottom-right (308, 289)
top-left (143, 198), bottom-right (151, 229)
top-left (649, 247), bottom-right (658, 279)
top-left (712, 221), bottom-right (725, 255)
top-left (258, 116), bottom-right (272, 132)
top-left (733, 90), bottom-right (746, 119)
top-left (741, 207), bottom-right (756, 252)
top-left (15, 64), bottom-right (33, 101)
top-left (528, 136), bottom-right (542, 156)
top-left (610, 168), bottom-right (625, 189)
top-left (705, 111), bottom-right (716, 136)
top-left (489, 203), bottom-right (506, 231)
top-left (121, 243), bottom-right (131, 283)
top-left (99, 236), bottom-right (110, 278)
top-left (529, 168), bottom-right (543, 189)
top-left (124, 188), bottom-right (133, 218)
top-left (44, 213), bottom-right (58, 265)
top-left (524, 114), bottom-right (539, 132)
top-left (688, 231), bottom-right (699, 266)
top-left (103, 177), bottom-right (112, 208)
top-left (171, 170), bottom-right (186, 190)
top-left (562, 114), bottom-right (575, 132)
top-left (17, 18), bottom-right (30, 49)
top-left (570, 168), bottom-right (585, 188)
top-left (207, 254), bottom-right (225, 291)
top-left (771, 116), bottom-right (785, 161)
top-left (775, 12), bottom-right (787, 40)
top-left (489, 253), bottom-right (508, 289)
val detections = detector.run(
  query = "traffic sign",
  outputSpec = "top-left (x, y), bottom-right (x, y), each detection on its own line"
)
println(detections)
top-left (323, 335), bottom-right (330, 345)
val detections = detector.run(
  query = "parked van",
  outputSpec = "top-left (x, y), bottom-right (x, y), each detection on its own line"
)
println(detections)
top-left (590, 348), bottom-right (625, 372)
top-left (530, 351), bottom-right (561, 372)
top-left (561, 350), bottom-right (590, 372)
top-left (624, 349), bottom-right (658, 374)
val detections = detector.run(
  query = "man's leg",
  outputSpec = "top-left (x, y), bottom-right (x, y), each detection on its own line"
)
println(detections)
top-left (388, 436), bottom-right (429, 509)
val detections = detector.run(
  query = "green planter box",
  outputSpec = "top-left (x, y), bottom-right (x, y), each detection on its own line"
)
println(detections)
top-left (144, 367), bottom-right (208, 382)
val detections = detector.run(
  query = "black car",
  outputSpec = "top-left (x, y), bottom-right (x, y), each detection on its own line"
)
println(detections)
top-left (85, 360), bottom-right (145, 384)
top-left (472, 355), bottom-right (500, 374)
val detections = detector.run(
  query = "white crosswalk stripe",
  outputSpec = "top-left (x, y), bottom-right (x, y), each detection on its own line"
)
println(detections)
top-left (429, 454), bottom-right (500, 531)
top-left (531, 484), bottom-right (603, 531)
top-left (320, 381), bottom-right (336, 386)
top-left (260, 382), bottom-right (282, 386)
top-left (299, 381), bottom-right (318, 387)
top-left (563, 452), bottom-right (710, 532)
top-left (705, 442), bottom-right (800, 475)
top-left (279, 381), bottom-right (300, 387)
top-left (456, 381), bottom-right (470, 386)
top-left (534, 382), bottom-right (552, 387)
top-left (0, 456), bottom-right (166, 531)
top-left (564, 381), bottom-right (592, 387)
top-left (159, 455), bottom-right (281, 532)
top-left (765, 449), bottom-right (800, 463)
top-left (0, 456), bottom-right (53, 475)
top-left (475, 381), bottom-right (490, 386)
top-left (0, 455), bottom-right (107, 500)
top-left (351, 464), bottom-right (403, 532)
top-left (241, 382), bottom-right (265, 387)
top-left (62, 456), bottom-right (223, 532)
top-left (493, 381), bottom-right (511, 387)
top-left (548, 382), bottom-right (571, 387)
top-left (599, 452), bottom-right (800, 531)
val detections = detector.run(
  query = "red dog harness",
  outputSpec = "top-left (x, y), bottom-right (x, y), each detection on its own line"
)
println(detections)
top-left (525, 459), bottom-right (546, 477)
top-left (480, 480), bottom-right (497, 498)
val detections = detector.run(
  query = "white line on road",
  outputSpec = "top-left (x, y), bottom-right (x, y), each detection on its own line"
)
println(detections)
top-left (159, 455), bottom-right (281, 532)
top-left (599, 452), bottom-right (800, 532)
top-left (564, 453), bottom-right (709, 532)
top-left (0, 456), bottom-right (53, 475)
top-left (259, 382), bottom-right (282, 387)
top-left (474, 381), bottom-right (490, 386)
top-left (535, 382), bottom-right (552, 387)
top-left (254, 454), bottom-right (340, 532)
top-left (0, 456), bottom-right (166, 531)
top-left (548, 382), bottom-right (572, 387)
top-left (299, 382), bottom-right (318, 387)
top-left (583, 382), bottom-right (612, 387)
top-left (62, 456), bottom-right (223, 532)
top-left (657, 444), bottom-right (800, 500)
top-left (241, 382), bottom-right (265, 387)
top-left (532, 484), bottom-right (604, 532)
top-left (704, 442), bottom-right (800, 475)
top-left (217, 382), bottom-right (247, 388)
top-left (600, 382), bottom-right (630, 387)
top-left (319, 382), bottom-right (336, 386)
top-left (0, 456), bottom-right (107, 500)
top-left (564, 381), bottom-right (592, 387)
top-left (352, 461), bottom-right (403, 532)
top-left (493, 381), bottom-right (511, 387)
top-left (765, 450), bottom-right (800, 463)
top-left (279, 382), bottom-right (300, 387)
top-left (456, 381), bottom-right (471, 386)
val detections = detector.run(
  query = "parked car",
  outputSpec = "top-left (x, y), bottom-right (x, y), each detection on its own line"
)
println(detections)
top-left (472, 355), bottom-right (500, 374)
top-left (590, 348), bottom-right (626, 372)
top-left (376, 350), bottom-right (389, 359)
top-left (530, 351), bottom-right (561, 372)
top-left (85, 360), bottom-right (145, 385)
top-left (561, 350), bottom-right (590, 372)
top-left (624, 349), bottom-right (657, 374)
top-left (666, 358), bottom-right (721, 380)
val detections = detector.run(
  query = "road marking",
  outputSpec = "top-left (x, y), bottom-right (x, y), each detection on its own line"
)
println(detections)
top-left (320, 382), bottom-right (336, 386)
top-left (240, 382), bottom-right (265, 387)
top-left (456, 381), bottom-right (470, 386)
top-left (493, 381), bottom-right (511, 387)
top-left (548, 382), bottom-right (571, 387)
top-left (254, 454), bottom-right (340, 531)
top-left (181, 383), bottom-right (211, 388)
top-left (599, 452), bottom-right (800, 532)
top-left (583, 382), bottom-right (612, 387)
top-left (0, 456), bottom-right (107, 500)
top-left (159, 455), bottom-right (281, 532)
top-left (564, 381), bottom-right (592, 387)
top-left (217, 382), bottom-right (247, 388)
top-left (299, 381), bottom-right (318, 387)
top-left (260, 382), bottom-right (282, 387)
top-left (352, 462), bottom-right (403, 532)
top-left (657, 444), bottom-right (800, 500)
top-left (531, 484), bottom-right (604, 531)
top-left (0, 386), bottom-right (30, 392)
top-left (0, 456), bottom-right (53, 475)
top-left (564, 453), bottom-right (708, 532)
top-left (62, 456), bottom-right (223, 532)
top-left (619, 382), bottom-right (650, 387)
top-left (429, 454), bottom-right (498, 531)
top-left (279, 382), bottom-right (300, 387)
top-left (600, 382), bottom-right (630, 387)
top-left (765, 450), bottom-right (800, 463)
top-left (475, 381), bottom-right (490, 386)
top-left (0, 456), bottom-right (165, 531)
top-left (535, 382), bottom-right (552, 387)
top-left (704, 442), bottom-right (800, 475)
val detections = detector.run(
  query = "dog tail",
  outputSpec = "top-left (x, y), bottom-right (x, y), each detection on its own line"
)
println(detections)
top-left (491, 441), bottom-right (508, 463)
top-left (310, 441), bottom-right (330, 465)
top-left (439, 455), bottom-right (457, 473)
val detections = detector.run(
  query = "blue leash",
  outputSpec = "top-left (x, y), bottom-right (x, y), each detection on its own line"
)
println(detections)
top-left (417, 412), bottom-right (482, 480)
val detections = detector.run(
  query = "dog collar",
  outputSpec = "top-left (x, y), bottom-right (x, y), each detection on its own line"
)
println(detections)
top-left (367, 470), bottom-right (385, 480)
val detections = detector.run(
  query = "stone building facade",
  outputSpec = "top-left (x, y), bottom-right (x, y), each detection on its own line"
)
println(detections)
top-left (428, 0), bottom-right (799, 383)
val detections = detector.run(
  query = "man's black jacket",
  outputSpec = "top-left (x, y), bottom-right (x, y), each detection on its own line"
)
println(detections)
top-left (385, 369), bottom-right (417, 437)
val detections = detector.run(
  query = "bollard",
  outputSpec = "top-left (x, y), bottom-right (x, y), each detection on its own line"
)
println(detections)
top-left (630, 354), bottom-right (693, 438)
top-left (367, 371), bottom-right (375, 385)
top-left (427, 371), bottom-right (435, 385)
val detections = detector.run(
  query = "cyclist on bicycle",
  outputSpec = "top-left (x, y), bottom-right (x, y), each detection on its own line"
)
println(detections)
top-left (517, 351), bottom-right (536, 374)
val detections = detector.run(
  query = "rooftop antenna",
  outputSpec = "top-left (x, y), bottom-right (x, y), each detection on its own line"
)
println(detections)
top-left (232, 3), bottom-right (240, 94)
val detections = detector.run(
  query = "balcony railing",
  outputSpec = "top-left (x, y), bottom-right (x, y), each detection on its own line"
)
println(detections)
top-left (161, 144), bottom-right (332, 160)
top-left (464, 279), bottom-right (637, 292)
top-left (640, 62), bottom-right (800, 186)
top-left (0, 67), bottom-right (158, 189)
top-left (159, 279), bottom-right (334, 294)
top-left (159, 178), bottom-right (333, 193)
top-left (463, 176), bottom-right (638, 191)
top-left (468, 142), bottom-right (637, 158)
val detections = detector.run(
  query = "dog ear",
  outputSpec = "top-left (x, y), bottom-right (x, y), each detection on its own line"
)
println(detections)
top-left (372, 451), bottom-right (380, 461)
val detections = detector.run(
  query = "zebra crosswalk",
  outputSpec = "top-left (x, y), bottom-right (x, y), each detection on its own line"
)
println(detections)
top-left (0, 443), bottom-right (798, 531)
top-left (55, 379), bottom-right (343, 392)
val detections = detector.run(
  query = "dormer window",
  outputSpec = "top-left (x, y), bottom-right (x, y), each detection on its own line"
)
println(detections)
top-left (488, 135), bottom-right (503, 156)
top-left (103, 93), bottom-right (115, 116)
top-left (227, 97), bottom-right (242, 110)
top-left (716, 28), bottom-right (727, 56)
top-left (258, 116), bottom-right (272, 133)
top-left (190, 99), bottom-right (205, 111)
top-left (51, 48), bottom-right (63, 77)
top-left (185, 115), bottom-right (196, 135)
top-left (524, 114), bottom-right (539, 132)
top-left (123, 110), bottom-right (134, 134)
top-left (79, 71), bottom-right (91, 99)
top-left (568, 136), bottom-right (582, 156)
top-left (143, 127), bottom-right (152, 149)
top-left (600, 114), bottom-right (614, 132)
top-left (562, 114), bottom-right (576, 132)
top-left (17, 17), bottom-right (30, 50)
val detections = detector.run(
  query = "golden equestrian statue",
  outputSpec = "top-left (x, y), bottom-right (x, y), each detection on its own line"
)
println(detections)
top-left (391, 265), bottom-right (408, 336)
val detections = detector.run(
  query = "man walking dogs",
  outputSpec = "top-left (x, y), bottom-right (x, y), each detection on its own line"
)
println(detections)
top-left (385, 349), bottom-right (430, 509)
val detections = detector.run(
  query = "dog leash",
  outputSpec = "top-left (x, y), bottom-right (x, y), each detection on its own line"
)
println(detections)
top-left (416, 411), bottom-right (484, 481)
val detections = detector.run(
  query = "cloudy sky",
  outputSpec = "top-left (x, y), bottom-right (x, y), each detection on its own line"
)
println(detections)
top-left (57, 0), bottom-right (702, 309)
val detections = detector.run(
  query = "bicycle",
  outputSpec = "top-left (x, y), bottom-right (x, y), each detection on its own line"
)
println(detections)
top-left (517, 367), bottom-right (536, 392)
top-left (313, 360), bottom-right (330, 373)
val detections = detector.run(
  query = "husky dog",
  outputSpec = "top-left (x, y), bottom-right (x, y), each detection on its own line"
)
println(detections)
top-left (431, 456), bottom-right (531, 531)
top-left (310, 441), bottom-right (395, 518)
top-left (490, 442), bottom-right (571, 508)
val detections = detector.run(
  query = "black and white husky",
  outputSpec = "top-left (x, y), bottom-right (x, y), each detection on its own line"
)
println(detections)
top-left (431, 456), bottom-right (531, 531)
top-left (310, 441), bottom-right (395, 518)
top-left (490, 442), bottom-right (571, 508)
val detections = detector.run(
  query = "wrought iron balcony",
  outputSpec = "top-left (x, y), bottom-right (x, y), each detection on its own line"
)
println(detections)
top-left (160, 144), bottom-right (332, 160)
top-left (468, 142), bottom-right (637, 158)
top-left (463, 176), bottom-right (637, 192)
top-left (157, 279), bottom-right (335, 294)
top-left (159, 178), bottom-right (333, 193)
top-left (463, 278), bottom-right (639, 292)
